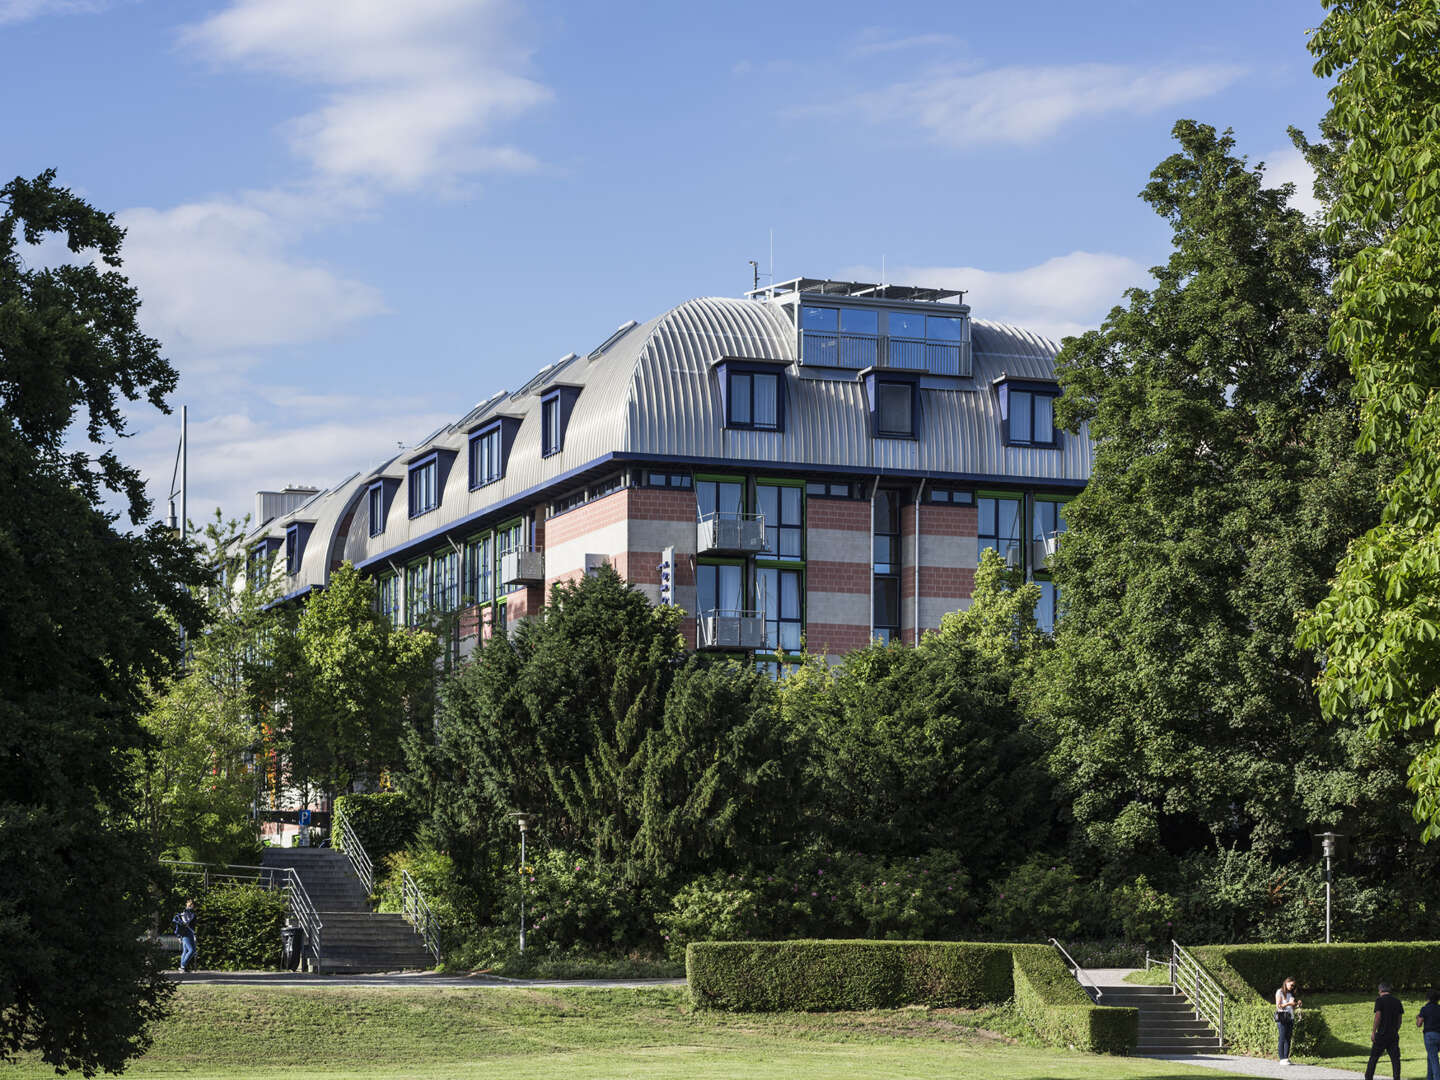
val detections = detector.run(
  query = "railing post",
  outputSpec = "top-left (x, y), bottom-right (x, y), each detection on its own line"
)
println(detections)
top-left (1219, 992), bottom-right (1225, 1047)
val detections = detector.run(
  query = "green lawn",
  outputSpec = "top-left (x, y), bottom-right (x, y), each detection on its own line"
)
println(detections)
top-left (1303, 992), bottom-right (1430, 1075)
top-left (1, 986), bottom-right (1257, 1080)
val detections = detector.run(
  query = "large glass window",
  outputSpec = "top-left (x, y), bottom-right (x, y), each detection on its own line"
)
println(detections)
top-left (496, 520), bottom-right (524, 595)
top-left (406, 559), bottom-right (431, 625)
top-left (464, 534), bottom-right (492, 604)
top-left (470, 426), bottom-right (502, 488)
top-left (756, 482), bottom-right (802, 559)
top-left (1008, 390), bottom-right (1057, 446)
top-left (696, 478), bottom-right (744, 520)
top-left (696, 562), bottom-right (745, 613)
top-left (979, 496), bottom-right (1023, 566)
top-left (376, 573), bottom-right (401, 627)
top-left (756, 566), bottom-right (802, 651)
top-left (409, 457), bottom-right (438, 517)
top-left (285, 527), bottom-right (300, 575)
top-left (876, 382), bottom-right (914, 438)
top-left (1035, 579), bottom-right (1059, 634)
top-left (873, 489), bottom-right (902, 643)
top-left (842, 308), bottom-right (879, 335)
top-left (1032, 500), bottom-right (1067, 545)
top-left (431, 550), bottom-right (459, 613)
top-left (368, 484), bottom-right (385, 536)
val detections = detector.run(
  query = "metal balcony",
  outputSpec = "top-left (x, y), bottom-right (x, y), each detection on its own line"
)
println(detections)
top-left (499, 547), bottom-right (544, 586)
top-left (1031, 531), bottom-right (1061, 570)
top-left (697, 609), bottom-right (765, 650)
top-left (799, 330), bottom-right (971, 377)
top-left (696, 512), bottom-right (766, 556)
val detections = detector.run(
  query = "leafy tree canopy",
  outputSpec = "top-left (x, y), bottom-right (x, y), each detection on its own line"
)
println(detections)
top-left (1300, 0), bottom-right (1440, 840)
top-left (0, 171), bottom-right (205, 1075)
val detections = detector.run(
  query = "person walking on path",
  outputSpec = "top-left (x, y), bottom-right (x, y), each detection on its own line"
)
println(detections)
top-left (1275, 976), bottom-right (1302, 1064)
top-left (1364, 981), bottom-right (1404, 1080)
top-left (1417, 988), bottom-right (1440, 1080)
top-left (173, 899), bottom-right (198, 974)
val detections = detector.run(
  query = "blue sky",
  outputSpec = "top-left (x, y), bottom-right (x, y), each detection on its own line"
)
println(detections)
top-left (1, 0), bottom-right (1333, 524)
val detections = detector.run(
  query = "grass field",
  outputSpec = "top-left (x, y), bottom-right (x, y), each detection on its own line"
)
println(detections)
top-left (1305, 992), bottom-right (1431, 1075)
top-left (1, 986), bottom-right (1258, 1080)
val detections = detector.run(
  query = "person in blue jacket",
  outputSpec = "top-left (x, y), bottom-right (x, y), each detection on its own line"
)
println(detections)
top-left (172, 899), bottom-right (198, 973)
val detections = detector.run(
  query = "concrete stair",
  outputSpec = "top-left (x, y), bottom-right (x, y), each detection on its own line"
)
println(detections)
top-left (1092, 982), bottom-right (1225, 1056)
top-left (261, 847), bottom-right (432, 973)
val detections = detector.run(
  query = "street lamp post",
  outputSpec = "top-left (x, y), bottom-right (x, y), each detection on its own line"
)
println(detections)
top-left (514, 813), bottom-right (533, 954)
top-left (1315, 832), bottom-right (1345, 944)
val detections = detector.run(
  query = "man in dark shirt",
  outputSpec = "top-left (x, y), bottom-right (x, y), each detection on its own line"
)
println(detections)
top-left (1417, 988), bottom-right (1440, 1080)
top-left (1365, 982), bottom-right (1404, 1080)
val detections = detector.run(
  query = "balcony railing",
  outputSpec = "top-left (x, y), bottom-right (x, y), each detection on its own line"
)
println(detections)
top-left (1031, 531), bottom-right (1062, 569)
top-left (698, 609), bottom-right (766, 649)
top-left (499, 546), bottom-right (544, 586)
top-left (697, 512), bottom-right (766, 555)
top-left (800, 330), bottom-right (970, 377)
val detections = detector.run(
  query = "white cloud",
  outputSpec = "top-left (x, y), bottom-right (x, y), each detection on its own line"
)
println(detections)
top-left (853, 252), bottom-right (1147, 342)
top-left (0, 0), bottom-right (107, 25)
top-left (851, 31), bottom-right (964, 57)
top-left (1261, 145), bottom-right (1323, 217)
top-left (117, 197), bottom-right (387, 366)
top-left (182, 0), bottom-right (550, 190)
top-left (849, 62), bottom-right (1245, 146)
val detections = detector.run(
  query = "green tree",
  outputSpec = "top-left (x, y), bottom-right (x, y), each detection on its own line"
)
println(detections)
top-left (1040, 122), bottom-right (1392, 867)
top-left (0, 171), bottom-right (205, 1074)
top-left (273, 562), bottom-right (439, 801)
top-left (136, 513), bottom-right (274, 866)
top-left (1300, 0), bottom-right (1440, 840)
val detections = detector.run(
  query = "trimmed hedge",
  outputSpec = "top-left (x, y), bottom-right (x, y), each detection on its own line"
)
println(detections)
top-left (1012, 944), bottom-right (1138, 1054)
top-left (1185, 943), bottom-right (1440, 1059)
top-left (687, 940), bottom-right (1137, 1054)
top-left (334, 792), bottom-right (420, 869)
top-left (687, 940), bottom-right (1013, 1011)
top-left (161, 884), bottom-right (289, 971)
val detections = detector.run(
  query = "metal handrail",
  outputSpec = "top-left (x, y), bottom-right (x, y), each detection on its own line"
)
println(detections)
top-left (1048, 937), bottom-right (1103, 1002)
top-left (279, 866), bottom-right (324, 968)
top-left (161, 859), bottom-right (323, 968)
top-left (335, 812), bottom-right (374, 895)
top-left (401, 869), bottom-right (441, 964)
top-left (695, 511), bottom-right (764, 524)
top-left (1171, 939), bottom-right (1226, 1047)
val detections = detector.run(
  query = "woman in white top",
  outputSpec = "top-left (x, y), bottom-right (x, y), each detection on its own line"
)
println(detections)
top-left (1275, 976), bottom-right (1302, 1064)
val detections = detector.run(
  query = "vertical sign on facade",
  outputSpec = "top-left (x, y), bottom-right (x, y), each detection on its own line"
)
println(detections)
top-left (658, 546), bottom-right (674, 606)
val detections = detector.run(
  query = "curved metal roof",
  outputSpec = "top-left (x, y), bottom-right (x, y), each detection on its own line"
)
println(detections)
top-left (249, 291), bottom-right (1091, 592)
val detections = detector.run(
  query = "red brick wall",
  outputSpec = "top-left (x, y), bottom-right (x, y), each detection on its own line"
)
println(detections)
top-left (627, 487), bottom-right (696, 522)
top-left (807, 496), bottom-right (869, 531)
top-left (807, 559), bottom-right (870, 594)
top-left (805, 622), bottom-right (872, 654)
top-left (546, 488), bottom-right (628, 546)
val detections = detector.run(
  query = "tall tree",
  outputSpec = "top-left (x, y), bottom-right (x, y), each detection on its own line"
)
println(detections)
top-left (0, 171), bottom-right (205, 1074)
top-left (1300, 0), bottom-right (1440, 840)
top-left (1040, 123), bottom-right (1393, 868)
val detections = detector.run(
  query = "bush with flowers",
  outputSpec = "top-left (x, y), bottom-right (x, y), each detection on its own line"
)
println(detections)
top-left (492, 848), bottom-right (661, 955)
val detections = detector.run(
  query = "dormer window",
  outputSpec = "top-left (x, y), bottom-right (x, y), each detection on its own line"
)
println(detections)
top-left (540, 386), bottom-right (581, 457)
top-left (728, 371), bottom-right (779, 430)
top-left (248, 538), bottom-right (281, 592)
top-left (997, 379), bottom-right (1060, 447)
top-left (876, 382), bottom-right (914, 438)
top-left (409, 454), bottom-right (439, 517)
top-left (469, 416), bottom-right (521, 488)
top-left (368, 483), bottom-right (386, 537)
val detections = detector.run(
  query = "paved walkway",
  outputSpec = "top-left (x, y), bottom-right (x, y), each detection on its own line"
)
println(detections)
top-left (1141, 1055), bottom-right (1364, 1079)
top-left (164, 970), bottom-right (685, 989)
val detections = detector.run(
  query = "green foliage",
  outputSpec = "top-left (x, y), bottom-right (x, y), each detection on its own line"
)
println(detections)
top-left (269, 564), bottom-right (440, 799)
top-left (687, 940), bottom-right (1014, 1012)
top-left (0, 170), bottom-right (208, 1074)
top-left (982, 856), bottom-right (1104, 941)
top-left (790, 632), bottom-right (1049, 873)
top-left (375, 846), bottom-right (481, 961)
top-left (1042, 120), bottom-right (1393, 868)
top-left (335, 792), bottom-right (421, 868)
top-left (658, 849), bottom-right (976, 960)
top-left (1195, 941), bottom-right (1440, 994)
top-left (1109, 876), bottom-right (1179, 948)
top-left (507, 849), bottom-right (657, 955)
top-left (188, 886), bottom-right (289, 971)
top-left (1011, 944), bottom-right (1138, 1054)
top-left (1301, 1), bottom-right (1440, 840)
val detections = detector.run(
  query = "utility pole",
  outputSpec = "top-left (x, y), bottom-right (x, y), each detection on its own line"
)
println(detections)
top-left (168, 404), bottom-right (188, 538)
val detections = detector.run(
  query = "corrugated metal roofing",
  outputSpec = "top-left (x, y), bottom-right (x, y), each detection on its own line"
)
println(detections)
top-left (258, 291), bottom-right (1091, 591)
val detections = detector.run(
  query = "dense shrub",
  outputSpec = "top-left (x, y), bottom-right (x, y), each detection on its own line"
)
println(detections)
top-left (376, 846), bottom-right (482, 960)
top-left (658, 849), bottom-right (975, 960)
top-left (501, 849), bottom-right (659, 955)
top-left (334, 792), bottom-right (421, 868)
top-left (687, 940), bottom-right (1013, 1011)
top-left (1195, 942), bottom-right (1440, 995)
top-left (160, 885), bottom-right (288, 971)
top-left (982, 856), bottom-right (1105, 940)
top-left (1011, 944), bottom-right (1137, 1054)
top-left (1109, 876), bottom-right (1179, 947)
